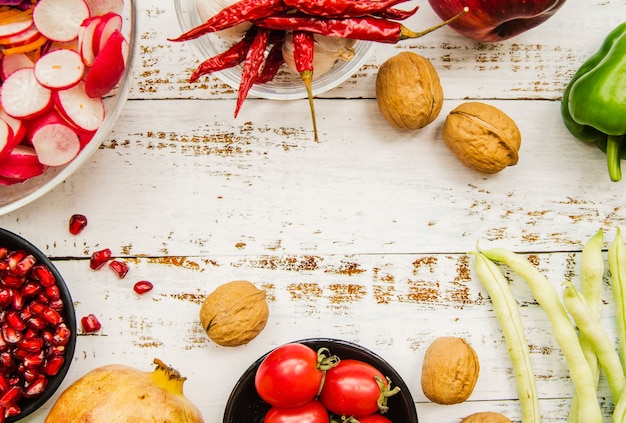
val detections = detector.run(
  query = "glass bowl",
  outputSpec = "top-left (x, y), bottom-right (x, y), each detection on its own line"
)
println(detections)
top-left (223, 338), bottom-right (419, 423)
top-left (0, 227), bottom-right (77, 422)
top-left (173, 0), bottom-right (374, 100)
top-left (0, 0), bottom-right (136, 216)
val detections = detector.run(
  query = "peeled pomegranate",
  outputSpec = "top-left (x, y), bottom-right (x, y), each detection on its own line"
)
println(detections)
top-left (44, 358), bottom-right (204, 422)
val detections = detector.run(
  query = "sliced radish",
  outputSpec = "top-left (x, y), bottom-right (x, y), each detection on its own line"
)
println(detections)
top-left (55, 81), bottom-right (104, 132)
top-left (0, 109), bottom-right (26, 145)
top-left (0, 118), bottom-right (16, 162)
top-left (84, 0), bottom-right (124, 16)
top-left (0, 11), bottom-right (34, 39)
top-left (84, 29), bottom-right (127, 98)
top-left (34, 49), bottom-right (85, 89)
top-left (28, 111), bottom-right (81, 166)
top-left (78, 16), bottom-right (100, 66)
top-left (1, 52), bottom-right (34, 80)
top-left (92, 11), bottom-right (122, 56)
top-left (0, 24), bottom-right (41, 47)
top-left (0, 145), bottom-right (47, 181)
top-left (33, 0), bottom-right (90, 42)
top-left (0, 67), bottom-right (52, 120)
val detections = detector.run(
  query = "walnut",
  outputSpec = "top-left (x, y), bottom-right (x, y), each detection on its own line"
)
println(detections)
top-left (442, 102), bottom-right (521, 173)
top-left (461, 412), bottom-right (513, 423)
top-left (375, 52), bottom-right (443, 130)
top-left (421, 336), bottom-right (480, 404)
top-left (199, 280), bottom-right (269, 347)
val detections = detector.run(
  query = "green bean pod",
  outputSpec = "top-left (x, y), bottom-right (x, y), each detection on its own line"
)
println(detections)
top-left (480, 247), bottom-right (603, 423)
top-left (570, 229), bottom-right (605, 422)
top-left (609, 227), bottom-right (626, 368)
top-left (562, 281), bottom-right (625, 402)
top-left (469, 251), bottom-right (540, 423)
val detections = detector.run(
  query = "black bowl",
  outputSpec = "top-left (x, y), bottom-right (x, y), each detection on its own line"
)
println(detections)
top-left (223, 338), bottom-right (419, 423)
top-left (0, 228), bottom-right (77, 422)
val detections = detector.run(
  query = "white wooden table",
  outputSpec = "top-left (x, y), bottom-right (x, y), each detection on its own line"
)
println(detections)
top-left (2, 0), bottom-right (626, 421)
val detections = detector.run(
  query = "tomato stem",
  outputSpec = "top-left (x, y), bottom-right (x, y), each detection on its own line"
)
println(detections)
top-left (374, 375), bottom-right (401, 413)
top-left (315, 347), bottom-right (340, 396)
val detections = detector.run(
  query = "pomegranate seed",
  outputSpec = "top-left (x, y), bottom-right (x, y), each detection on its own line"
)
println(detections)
top-left (22, 352), bottom-right (44, 369)
top-left (5, 311), bottom-right (25, 331)
top-left (23, 374), bottom-right (46, 398)
top-left (10, 292), bottom-right (23, 311)
top-left (0, 248), bottom-right (7, 260)
top-left (1, 324), bottom-right (21, 344)
top-left (108, 260), bottom-right (129, 279)
top-left (17, 338), bottom-right (44, 353)
top-left (20, 281), bottom-right (41, 299)
top-left (5, 250), bottom-right (26, 271)
top-left (1, 275), bottom-right (24, 289)
top-left (0, 352), bottom-right (14, 370)
top-left (14, 254), bottom-right (36, 276)
top-left (41, 331), bottom-right (54, 345)
top-left (47, 345), bottom-right (65, 356)
top-left (90, 248), bottom-right (111, 270)
top-left (81, 314), bottom-right (101, 333)
top-left (43, 285), bottom-right (60, 301)
top-left (22, 367), bottom-right (39, 383)
top-left (0, 385), bottom-right (21, 405)
top-left (0, 374), bottom-right (9, 391)
top-left (52, 323), bottom-right (71, 346)
top-left (26, 317), bottom-right (47, 331)
top-left (5, 402), bottom-right (21, 417)
top-left (68, 214), bottom-right (88, 235)
top-left (48, 298), bottom-right (64, 312)
top-left (0, 290), bottom-right (11, 308)
top-left (42, 355), bottom-right (64, 376)
top-left (133, 280), bottom-right (153, 295)
top-left (30, 264), bottom-right (56, 287)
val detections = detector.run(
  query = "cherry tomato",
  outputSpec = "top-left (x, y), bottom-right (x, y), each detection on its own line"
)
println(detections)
top-left (255, 343), bottom-right (330, 408)
top-left (356, 414), bottom-right (393, 423)
top-left (264, 399), bottom-right (329, 423)
top-left (318, 359), bottom-right (400, 417)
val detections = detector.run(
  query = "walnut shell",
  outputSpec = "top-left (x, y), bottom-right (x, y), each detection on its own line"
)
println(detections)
top-left (199, 280), bottom-right (269, 347)
top-left (461, 412), bottom-right (513, 423)
top-left (375, 52), bottom-right (443, 130)
top-left (421, 336), bottom-right (480, 404)
top-left (442, 102), bottom-right (521, 174)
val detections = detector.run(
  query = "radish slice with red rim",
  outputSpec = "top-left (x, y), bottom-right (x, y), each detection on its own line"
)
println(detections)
top-left (34, 49), bottom-right (85, 89)
top-left (55, 81), bottom-right (105, 132)
top-left (0, 52), bottom-right (34, 81)
top-left (0, 67), bottom-right (52, 120)
top-left (33, 0), bottom-right (90, 42)
top-left (0, 12), bottom-right (34, 39)
top-left (85, 29), bottom-right (128, 98)
top-left (84, 0), bottom-right (124, 16)
top-left (0, 145), bottom-right (47, 181)
top-left (0, 119), bottom-right (16, 162)
top-left (92, 12), bottom-right (122, 56)
top-left (29, 113), bottom-right (81, 167)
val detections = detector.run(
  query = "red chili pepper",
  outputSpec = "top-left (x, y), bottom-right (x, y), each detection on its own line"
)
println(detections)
top-left (376, 5), bottom-right (420, 21)
top-left (189, 29), bottom-right (257, 83)
top-left (169, 0), bottom-right (285, 42)
top-left (234, 27), bottom-right (271, 117)
top-left (256, 39), bottom-right (285, 84)
top-left (293, 30), bottom-right (318, 142)
top-left (255, 8), bottom-right (468, 43)
top-left (283, 0), bottom-right (408, 18)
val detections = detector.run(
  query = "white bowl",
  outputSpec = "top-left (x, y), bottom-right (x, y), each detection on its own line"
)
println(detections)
top-left (173, 0), bottom-right (374, 100)
top-left (0, 0), bottom-right (136, 216)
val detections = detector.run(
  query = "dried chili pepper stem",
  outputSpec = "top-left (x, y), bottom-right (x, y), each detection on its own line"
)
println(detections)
top-left (399, 6), bottom-right (469, 40)
top-left (293, 31), bottom-right (318, 142)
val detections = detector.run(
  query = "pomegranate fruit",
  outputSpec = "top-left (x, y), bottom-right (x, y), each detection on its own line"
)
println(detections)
top-left (44, 358), bottom-right (205, 422)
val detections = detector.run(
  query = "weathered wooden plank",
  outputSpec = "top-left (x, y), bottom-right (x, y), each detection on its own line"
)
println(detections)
top-left (0, 98), bottom-right (622, 257)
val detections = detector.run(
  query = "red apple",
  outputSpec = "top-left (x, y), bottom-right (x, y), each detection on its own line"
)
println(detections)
top-left (427, 0), bottom-right (566, 42)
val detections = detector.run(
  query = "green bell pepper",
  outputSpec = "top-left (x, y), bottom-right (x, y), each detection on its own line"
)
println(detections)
top-left (561, 22), bottom-right (626, 182)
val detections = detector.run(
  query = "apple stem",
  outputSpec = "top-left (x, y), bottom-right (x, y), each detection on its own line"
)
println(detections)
top-left (400, 6), bottom-right (469, 40)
